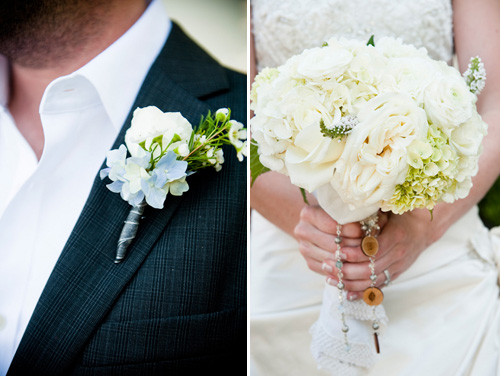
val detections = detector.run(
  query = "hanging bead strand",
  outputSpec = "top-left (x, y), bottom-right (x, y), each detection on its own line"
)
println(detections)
top-left (335, 224), bottom-right (350, 352)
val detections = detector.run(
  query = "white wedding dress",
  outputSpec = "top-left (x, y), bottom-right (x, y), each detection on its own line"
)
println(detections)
top-left (250, 0), bottom-right (500, 375)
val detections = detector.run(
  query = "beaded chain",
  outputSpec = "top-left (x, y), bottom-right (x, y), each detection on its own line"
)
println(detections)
top-left (336, 215), bottom-right (383, 353)
top-left (335, 223), bottom-right (350, 351)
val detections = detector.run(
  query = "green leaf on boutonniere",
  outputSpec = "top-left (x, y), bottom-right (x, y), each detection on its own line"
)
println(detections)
top-left (250, 141), bottom-right (269, 186)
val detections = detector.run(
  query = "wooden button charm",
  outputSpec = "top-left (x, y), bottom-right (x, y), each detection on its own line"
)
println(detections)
top-left (361, 236), bottom-right (379, 257)
top-left (363, 287), bottom-right (384, 306)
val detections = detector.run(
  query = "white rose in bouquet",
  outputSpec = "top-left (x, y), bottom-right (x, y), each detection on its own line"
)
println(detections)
top-left (285, 123), bottom-right (345, 192)
top-left (325, 92), bottom-right (428, 220)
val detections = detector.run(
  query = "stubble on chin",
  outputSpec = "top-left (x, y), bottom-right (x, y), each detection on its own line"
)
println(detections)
top-left (0, 0), bottom-right (111, 69)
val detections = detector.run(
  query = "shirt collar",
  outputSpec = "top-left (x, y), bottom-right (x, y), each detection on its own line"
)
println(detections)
top-left (75, 0), bottom-right (171, 131)
top-left (76, 0), bottom-right (171, 131)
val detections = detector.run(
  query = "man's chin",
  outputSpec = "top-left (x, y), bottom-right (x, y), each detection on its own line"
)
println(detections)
top-left (0, 0), bottom-right (111, 68)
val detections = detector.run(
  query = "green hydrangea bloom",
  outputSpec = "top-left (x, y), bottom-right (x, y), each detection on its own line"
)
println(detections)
top-left (383, 124), bottom-right (460, 214)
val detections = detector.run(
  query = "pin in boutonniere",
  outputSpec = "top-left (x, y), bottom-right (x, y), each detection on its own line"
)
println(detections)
top-left (100, 106), bottom-right (247, 263)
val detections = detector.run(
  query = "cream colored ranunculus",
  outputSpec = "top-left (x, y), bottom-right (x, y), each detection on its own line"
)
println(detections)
top-left (450, 112), bottom-right (487, 157)
top-left (376, 37), bottom-right (428, 59)
top-left (344, 44), bottom-right (386, 86)
top-left (378, 57), bottom-right (437, 105)
top-left (423, 73), bottom-right (475, 134)
top-left (294, 43), bottom-right (353, 79)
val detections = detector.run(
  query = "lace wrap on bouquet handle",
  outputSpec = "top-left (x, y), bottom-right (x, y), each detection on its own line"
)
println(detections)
top-left (311, 186), bottom-right (388, 374)
top-left (310, 287), bottom-right (388, 375)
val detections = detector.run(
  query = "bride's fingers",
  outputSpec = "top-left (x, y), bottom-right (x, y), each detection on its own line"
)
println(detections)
top-left (339, 222), bottom-right (364, 239)
top-left (340, 224), bottom-right (393, 263)
top-left (298, 206), bottom-right (364, 238)
top-left (378, 211), bottom-right (390, 232)
top-left (298, 240), bottom-right (336, 275)
top-left (295, 224), bottom-right (361, 256)
top-left (295, 222), bottom-right (336, 253)
top-left (324, 254), bottom-right (395, 282)
top-left (321, 245), bottom-right (365, 274)
top-left (299, 205), bottom-right (338, 235)
top-left (339, 238), bottom-right (361, 247)
top-left (326, 268), bottom-right (393, 297)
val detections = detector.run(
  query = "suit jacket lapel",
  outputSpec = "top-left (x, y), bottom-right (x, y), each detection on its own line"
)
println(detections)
top-left (9, 23), bottom-right (229, 375)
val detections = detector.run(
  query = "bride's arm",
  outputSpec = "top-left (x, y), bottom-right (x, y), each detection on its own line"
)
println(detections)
top-left (440, 0), bottom-right (500, 222)
top-left (251, 172), bottom-right (318, 236)
top-left (295, 0), bottom-right (500, 299)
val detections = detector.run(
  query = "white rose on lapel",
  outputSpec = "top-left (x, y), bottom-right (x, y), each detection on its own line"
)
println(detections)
top-left (125, 106), bottom-right (193, 158)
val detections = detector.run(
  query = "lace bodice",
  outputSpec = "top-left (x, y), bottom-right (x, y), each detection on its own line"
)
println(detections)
top-left (252, 0), bottom-right (453, 71)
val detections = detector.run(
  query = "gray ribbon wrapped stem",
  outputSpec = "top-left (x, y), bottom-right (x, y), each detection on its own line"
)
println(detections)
top-left (115, 200), bottom-right (147, 263)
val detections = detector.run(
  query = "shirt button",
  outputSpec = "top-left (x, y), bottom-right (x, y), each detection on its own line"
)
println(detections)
top-left (0, 315), bottom-right (6, 331)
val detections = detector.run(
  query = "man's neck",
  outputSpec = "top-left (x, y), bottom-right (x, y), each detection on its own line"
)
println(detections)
top-left (7, 0), bottom-right (147, 160)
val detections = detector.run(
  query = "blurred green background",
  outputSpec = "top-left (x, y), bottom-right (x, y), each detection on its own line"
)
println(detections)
top-left (479, 177), bottom-right (500, 228)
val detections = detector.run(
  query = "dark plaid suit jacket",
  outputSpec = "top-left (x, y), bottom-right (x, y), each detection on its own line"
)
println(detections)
top-left (7, 23), bottom-right (247, 375)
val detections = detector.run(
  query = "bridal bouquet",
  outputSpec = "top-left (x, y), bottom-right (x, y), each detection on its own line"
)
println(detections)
top-left (250, 36), bottom-right (486, 374)
top-left (251, 37), bottom-right (486, 224)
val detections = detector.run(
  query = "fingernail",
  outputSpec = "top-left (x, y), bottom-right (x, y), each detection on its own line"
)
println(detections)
top-left (340, 253), bottom-right (347, 260)
top-left (326, 277), bottom-right (337, 286)
top-left (322, 262), bottom-right (333, 273)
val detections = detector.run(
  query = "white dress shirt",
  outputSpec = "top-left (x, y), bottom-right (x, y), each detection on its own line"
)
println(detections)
top-left (0, 1), bottom-right (171, 373)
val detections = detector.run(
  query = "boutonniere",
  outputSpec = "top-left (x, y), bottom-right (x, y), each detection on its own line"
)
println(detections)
top-left (100, 106), bottom-right (247, 263)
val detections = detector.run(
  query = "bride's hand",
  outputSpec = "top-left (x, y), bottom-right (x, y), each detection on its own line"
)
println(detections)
top-left (294, 205), bottom-right (390, 280)
top-left (295, 205), bottom-right (439, 300)
top-left (334, 209), bottom-right (439, 300)
top-left (294, 205), bottom-right (365, 274)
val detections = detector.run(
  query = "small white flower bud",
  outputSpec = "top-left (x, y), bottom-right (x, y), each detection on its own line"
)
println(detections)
top-left (215, 108), bottom-right (229, 122)
top-left (176, 143), bottom-right (190, 157)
